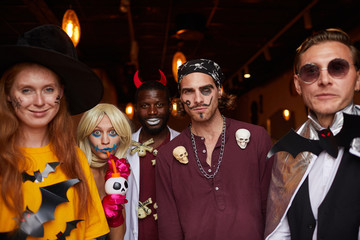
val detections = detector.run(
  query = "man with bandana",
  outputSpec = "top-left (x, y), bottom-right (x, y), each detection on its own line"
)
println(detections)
top-left (265, 29), bottom-right (360, 240)
top-left (155, 59), bottom-right (274, 239)
top-left (125, 76), bottom-right (179, 240)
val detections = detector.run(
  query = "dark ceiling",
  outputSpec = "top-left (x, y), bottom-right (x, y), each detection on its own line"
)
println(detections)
top-left (1, 0), bottom-right (360, 105)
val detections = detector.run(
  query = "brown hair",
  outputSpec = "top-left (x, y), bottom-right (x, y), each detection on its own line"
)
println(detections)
top-left (219, 91), bottom-right (237, 110)
top-left (294, 28), bottom-right (360, 74)
top-left (0, 63), bottom-right (90, 226)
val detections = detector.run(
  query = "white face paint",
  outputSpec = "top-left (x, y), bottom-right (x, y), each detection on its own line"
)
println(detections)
top-left (105, 176), bottom-right (128, 195)
top-left (173, 146), bottom-right (189, 164)
top-left (146, 118), bottom-right (161, 126)
top-left (235, 129), bottom-right (251, 149)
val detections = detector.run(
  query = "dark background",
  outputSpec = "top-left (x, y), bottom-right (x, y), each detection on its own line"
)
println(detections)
top-left (1, 0), bottom-right (360, 105)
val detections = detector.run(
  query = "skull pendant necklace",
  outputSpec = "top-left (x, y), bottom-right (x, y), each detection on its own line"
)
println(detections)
top-left (190, 115), bottom-right (226, 179)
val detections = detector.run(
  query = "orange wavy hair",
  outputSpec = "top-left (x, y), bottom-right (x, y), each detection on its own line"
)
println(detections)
top-left (0, 63), bottom-right (90, 226)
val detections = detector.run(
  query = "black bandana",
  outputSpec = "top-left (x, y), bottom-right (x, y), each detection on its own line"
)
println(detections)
top-left (177, 59), bottom-right (224, 88)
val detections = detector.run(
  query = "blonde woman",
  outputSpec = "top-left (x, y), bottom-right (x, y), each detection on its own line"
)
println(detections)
top-left (77, 103), bottom-right (132, 240)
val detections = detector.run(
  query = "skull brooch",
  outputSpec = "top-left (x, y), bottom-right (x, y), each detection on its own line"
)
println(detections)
top-left (173, 146), bottom-right (189, 164)
top-left (235, 129), bottom-right (251, 149)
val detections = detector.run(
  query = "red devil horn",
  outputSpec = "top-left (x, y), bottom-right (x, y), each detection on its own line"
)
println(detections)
top-left (134, 70), bottom-right (143, 88)
top-left (158, 69), bottom-right (167, 86)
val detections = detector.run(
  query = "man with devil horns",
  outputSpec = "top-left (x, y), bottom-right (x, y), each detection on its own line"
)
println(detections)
top-left (124, 70), bottom-right (179, 240)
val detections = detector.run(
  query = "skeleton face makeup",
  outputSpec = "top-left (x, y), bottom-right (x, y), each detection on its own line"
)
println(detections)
top-left (89, 114), bottom-right (121, 160)
top-left (173, 146), bottom-right (189, 164)
top-left (235, 129), bottom-right (251, 149)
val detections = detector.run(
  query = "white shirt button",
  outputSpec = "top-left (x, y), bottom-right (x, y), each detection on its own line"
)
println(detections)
top-left (201, 137), bottom-right (204, 140)
top-left (202, 149), bottom-right (206, 153)
top-left (208, 169), bottom-right (212, 172)
top-left (215, 187), bottom-right (219, 191)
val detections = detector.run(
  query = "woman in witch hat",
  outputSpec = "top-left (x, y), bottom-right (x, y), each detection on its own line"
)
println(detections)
top-left (0, 25), bottom-right (109, 239)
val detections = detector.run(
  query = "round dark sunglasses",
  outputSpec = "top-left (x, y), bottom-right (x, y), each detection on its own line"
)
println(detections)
top-left (298, 58), bottom-right (351, 84)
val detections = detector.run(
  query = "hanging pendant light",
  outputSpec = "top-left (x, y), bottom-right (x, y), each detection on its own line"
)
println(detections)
top-left (62, 8), bottom-right (81, 47)
top-left (243, 65), bottom-right (251, 79)
top-left (125, 102), bottom-right (134, 120)
top-left (172, 51), bottom-right (187, 82)
top-left (283, 109), bottom-right (291, 121)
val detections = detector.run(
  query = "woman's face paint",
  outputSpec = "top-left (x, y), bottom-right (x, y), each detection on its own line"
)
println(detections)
top-left (88, 114), bottom-right (121, 160)
top-left (55, 95), bottom-right (61, 104)
top-left (10, 97), bottom-right (22, 109)
top-left (7, 64), bottom-right (63, 132)
top-left (90, 142), bottom-right (120, 154)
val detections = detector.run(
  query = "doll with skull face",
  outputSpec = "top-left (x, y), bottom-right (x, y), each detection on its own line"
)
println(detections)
top-left (103, 153), bottom-right (130, 227)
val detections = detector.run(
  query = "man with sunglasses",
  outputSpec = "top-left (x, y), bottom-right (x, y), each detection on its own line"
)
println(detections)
top-left (265, 29), bottom-right (360, 240)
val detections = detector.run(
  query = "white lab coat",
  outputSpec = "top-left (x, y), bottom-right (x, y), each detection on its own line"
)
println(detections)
top-left (124, 126), bottom-right (179, 240)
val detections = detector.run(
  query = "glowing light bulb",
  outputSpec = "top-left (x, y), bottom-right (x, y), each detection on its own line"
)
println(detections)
top-left (283, 109), bottom-right (290, 121)
top-left (62, 9), bottom-right (81, 46)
